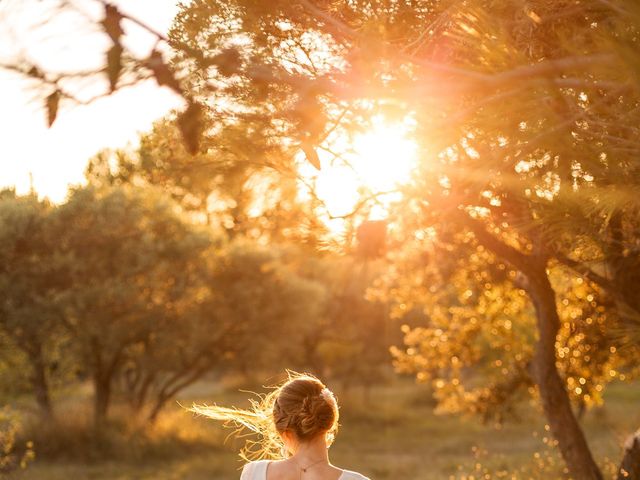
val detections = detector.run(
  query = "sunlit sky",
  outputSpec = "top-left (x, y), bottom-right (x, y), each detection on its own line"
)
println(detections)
top-left (0, 0), bottom-right (183, 202)
top-left (1, 0), bottom-right (417, 217)
top-left (307, 116), bottom-right (417, 220)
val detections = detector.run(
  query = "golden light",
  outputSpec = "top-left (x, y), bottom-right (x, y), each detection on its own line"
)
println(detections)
top-left (351, 117), bottom-right (417, 195)
top-left (301, 115), bottom-right (418, 227)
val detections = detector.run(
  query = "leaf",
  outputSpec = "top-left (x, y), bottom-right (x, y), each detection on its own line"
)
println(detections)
top-left (102, 4), bottom-right (124, 43)
top-left (46, 90), bottom-right (60, 127)
top-left (27, 66), bottom-right (44, 79)
top-left (178, 102), bottom-right (203, 155)
top-left (106, 44), bottom-right (123, 92)
top-left (211, 47), bottom-right (243, 77)
top-left (300, 140), bottom-right (321, 170)
top-left (147, 50), bottom-right (183, 96)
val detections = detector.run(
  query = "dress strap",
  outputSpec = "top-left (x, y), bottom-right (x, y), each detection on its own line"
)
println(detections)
top-left (256, 460), bottom-right (270, 480)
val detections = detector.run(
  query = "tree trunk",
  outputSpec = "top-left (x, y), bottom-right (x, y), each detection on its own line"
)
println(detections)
top-left (146, 394), bottom-right (168, 425)
top-left (463, 216), bottom-right (603, 478)
top-left (91, 342), bottom-right (124, 431)
top-left (618, 430), bottom-right (640, 480)
top-left (29, 343), bottom-right (54, 420)
top-left (133, 372), bottom-right (156, 414)
top-left (145, 365), bottom-right (210, 425)
top-left (94, 371), bottom-right (111, 431)
top-left (528, 265), bottom-right (603, 480)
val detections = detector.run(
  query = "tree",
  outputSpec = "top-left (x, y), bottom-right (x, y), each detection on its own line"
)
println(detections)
top-left (121, 239), bottom-right (328, 424)
top-left (54, 185), bottom-right (212, 429)
top-left (84, 116), bottom-right (328, 245)
top-left (378, 2), bottom-right (640, 477)
top-left (164, 2), bottom-right (640, 477)
top-left (297, 252), bottom-right (397, 395)
top-left (205, 241), bottom-right (327, 374)
top-left (0, 190), bottom-right (68, 419)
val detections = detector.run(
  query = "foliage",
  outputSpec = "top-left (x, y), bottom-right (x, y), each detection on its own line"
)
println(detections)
top-left (200, 240), bottom-right (327, 374)
top-left (0, 333), bottom-right (31, 400)
top-left (0, 406), bottom-right (34, 473)
top-left (0, 190), bottom-right (70, 417)
top-left (301, 254), bottom-right (397, 391)
top-left (52, 185), bottom-right (213, 427)
top-left (84, 116), bottom-right (330, 246)
top-left (380, 245), bottom-right (639, 422)
top-left (163, 0), bottom-right (640, 475)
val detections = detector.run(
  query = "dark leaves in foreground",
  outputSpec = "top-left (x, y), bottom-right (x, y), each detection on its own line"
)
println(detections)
top-left (147, 50), bottom-right (184, 96)
top-left (106, 44), bottom-right (123, 92)
top-left (101, 4), bottom-right (124, 44)
top-left (46, 90), bottom-right (60, 127)
top-left (101, 4), bottom-right (124, 92)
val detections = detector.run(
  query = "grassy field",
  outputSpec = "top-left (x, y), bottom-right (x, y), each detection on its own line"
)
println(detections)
top-left (5, 379), bottom-right (639, 479)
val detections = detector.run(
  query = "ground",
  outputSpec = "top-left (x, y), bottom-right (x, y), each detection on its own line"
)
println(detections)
top-left (5, 379), bottom-right (639, 479)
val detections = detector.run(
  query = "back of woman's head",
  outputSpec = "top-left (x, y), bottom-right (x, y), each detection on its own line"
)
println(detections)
top-left (273, 375), bottom-right (338, 441)
top-left (190, 372), bottom-right (339, 461)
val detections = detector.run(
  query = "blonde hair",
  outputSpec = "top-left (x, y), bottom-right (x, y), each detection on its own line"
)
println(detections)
top-left (190, 372), bottom-right (339, 461)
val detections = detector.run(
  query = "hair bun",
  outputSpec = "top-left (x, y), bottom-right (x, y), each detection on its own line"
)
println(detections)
top-left (301, 396), bottom-right (313, 413)
top-left (272, 375), bottom-right (339, 441)
top-left (297, 393), bottom-right (335, 438)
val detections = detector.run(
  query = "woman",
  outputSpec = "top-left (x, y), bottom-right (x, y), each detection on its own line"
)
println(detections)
top-left (192, 373), bottom-right (370, 480)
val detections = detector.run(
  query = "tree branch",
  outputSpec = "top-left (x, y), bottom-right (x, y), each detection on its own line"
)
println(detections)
top-left (459, 212), bottom-right (533, 272)
top-left (554, 252), bottom-right (615, 292)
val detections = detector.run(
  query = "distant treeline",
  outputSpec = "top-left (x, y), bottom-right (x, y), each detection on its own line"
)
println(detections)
top-left (0, 185), bottom-right (395, 431)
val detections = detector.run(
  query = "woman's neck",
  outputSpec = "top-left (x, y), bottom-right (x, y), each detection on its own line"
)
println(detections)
top-left (291, 436), bottom-right (330, 467)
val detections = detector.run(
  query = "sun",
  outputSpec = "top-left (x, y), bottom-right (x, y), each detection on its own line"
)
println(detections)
top-left (350, 118), bottom-right (417, 195)
top-left (301, 116), bottom-right (418, 226)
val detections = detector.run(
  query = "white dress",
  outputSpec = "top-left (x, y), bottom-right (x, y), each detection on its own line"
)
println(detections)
top-left (240, 460), bottom-right (370, 480)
